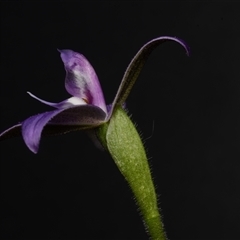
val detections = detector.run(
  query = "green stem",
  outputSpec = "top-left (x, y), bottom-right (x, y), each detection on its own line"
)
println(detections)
top-left (97, 107), bottom-right (167, 240)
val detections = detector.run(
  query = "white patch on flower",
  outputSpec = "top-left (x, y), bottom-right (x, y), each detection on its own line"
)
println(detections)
top-left (66, 97), bottom-right (87, 105)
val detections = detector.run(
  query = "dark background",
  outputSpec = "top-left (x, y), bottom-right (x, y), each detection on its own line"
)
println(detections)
top-left (1, 1), bottom-right (240, 240)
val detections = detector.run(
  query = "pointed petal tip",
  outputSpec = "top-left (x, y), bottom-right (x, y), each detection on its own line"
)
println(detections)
top-left (174, 37), bottom-right (190, 56)
top-left (58, 49), bottom-right (75, 64)
top-left (27, 91), bottom-right (34, 97)
top-left (27, 91), bottom-right (59, 108)
top-left (57, 48), bottom-right (67, 54)
top-left (0, 123), bottom-right (38, 153)
top-left (0, 123), bottom-right (22, 141)
top-left (152, 36), bottom-right (190, 56)
top-left (28, 143), bottom-right (39, 154)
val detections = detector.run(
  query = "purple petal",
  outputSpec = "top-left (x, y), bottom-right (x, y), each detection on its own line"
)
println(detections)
top-left (22, 105), bottom-right (106, 153)
top-left (59, 49), bottom-right (107, 113)
top-left (110, 36), bottom-right (190, 118)
top-left (27, 91), bottom-right (87, 109)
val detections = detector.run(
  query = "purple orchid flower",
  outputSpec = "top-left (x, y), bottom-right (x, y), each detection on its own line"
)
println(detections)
top-left (0, 37), bottom-right (189, 154)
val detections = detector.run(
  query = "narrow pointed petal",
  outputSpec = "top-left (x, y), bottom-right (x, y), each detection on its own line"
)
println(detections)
top-left (110, 36), bottom-right (190, 118)
top-left (0, 123), bottom-right (87, 142)
top-left (59, 49), bottom-right (107, 113)
top-left (0, 124), bottom-right (21, 141)
top-left (22, 105), bottom-right (106, 153)
top-left (27, 91), bottom-right (87, 109)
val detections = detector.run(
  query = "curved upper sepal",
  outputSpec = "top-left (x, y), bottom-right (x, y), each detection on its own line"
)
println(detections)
top-left (110, 36), bottom-right (190, 118)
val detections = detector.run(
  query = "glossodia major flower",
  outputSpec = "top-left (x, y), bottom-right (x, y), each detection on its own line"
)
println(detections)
top-left (0, 36), bottom-right (189, 154)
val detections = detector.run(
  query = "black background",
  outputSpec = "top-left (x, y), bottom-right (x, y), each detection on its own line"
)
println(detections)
top-left (1, 1), bottom-right (240, 240)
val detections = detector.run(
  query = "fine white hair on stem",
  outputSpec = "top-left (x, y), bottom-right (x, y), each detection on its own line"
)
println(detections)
top-left (144, 120), bottom-right (155, 141)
